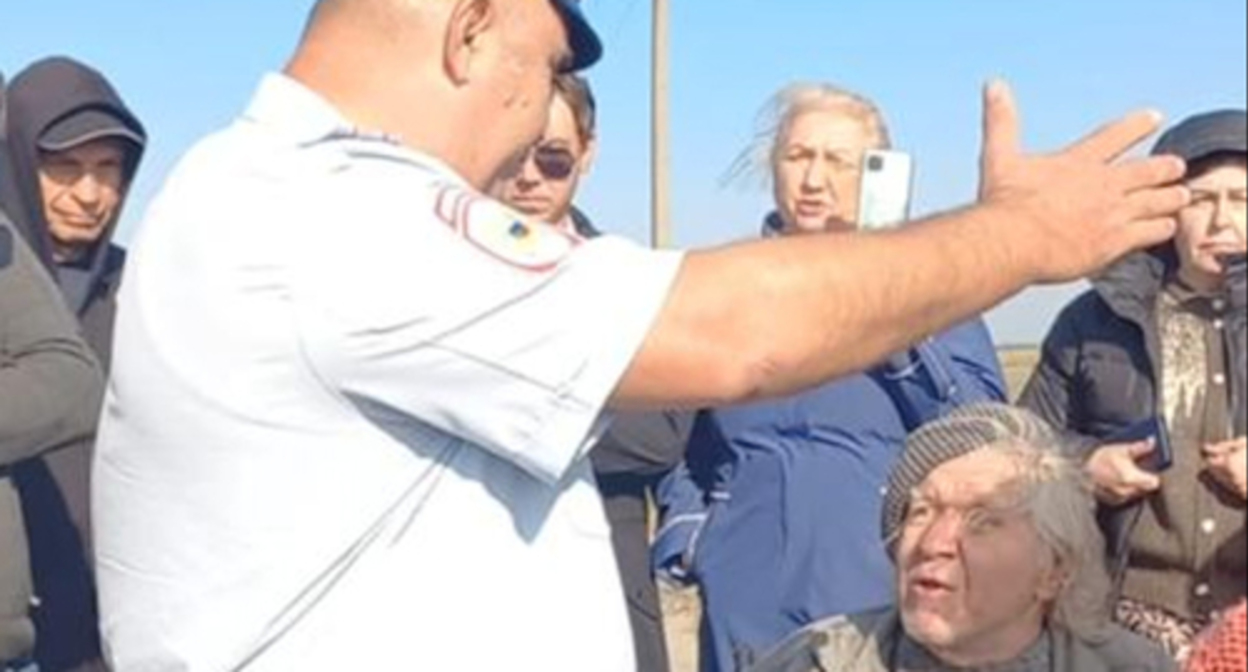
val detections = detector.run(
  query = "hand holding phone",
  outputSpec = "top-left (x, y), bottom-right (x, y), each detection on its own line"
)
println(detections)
top-left (1085, 418), bottom-right (1173, 506)
top-left (1107, 417), bottom-right (1174, 473)
top-left (857, 150), bottom-right (914, 231)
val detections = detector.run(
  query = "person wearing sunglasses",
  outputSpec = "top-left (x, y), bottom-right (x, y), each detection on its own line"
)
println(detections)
top-left (492, 73), bottom-right (692, 672)
top-left (493, 73), bottom-right (599, 237)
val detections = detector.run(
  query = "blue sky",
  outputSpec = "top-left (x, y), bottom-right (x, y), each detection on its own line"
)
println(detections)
top-left (3, 0), bottom-right (1245, 344)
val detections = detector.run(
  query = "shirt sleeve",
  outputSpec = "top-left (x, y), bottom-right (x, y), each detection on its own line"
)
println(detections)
top-left (289, 164), bottom-right (683, 485)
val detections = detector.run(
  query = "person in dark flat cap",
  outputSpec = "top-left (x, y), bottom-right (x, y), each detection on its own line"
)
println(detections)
top-left (0, 55), bottom-right (147, 672)
top-left (0, 70), bottom-right (105, 672)
top-left (750, 403), bottom-right (1174, 672)
top-left (1, 56), bottom-right (147, 368)
top-left (1020, 109), bottom-right (1247, 661)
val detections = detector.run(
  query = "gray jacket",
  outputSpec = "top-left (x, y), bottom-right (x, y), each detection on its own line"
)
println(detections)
top-left (0, 214), bottom-right (103, 660)
top-left (748, 609), bottom-right (1175, 672)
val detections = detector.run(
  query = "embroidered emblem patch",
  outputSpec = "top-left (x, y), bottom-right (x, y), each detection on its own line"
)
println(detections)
top-left (433, 185), bottom-right (578, 272)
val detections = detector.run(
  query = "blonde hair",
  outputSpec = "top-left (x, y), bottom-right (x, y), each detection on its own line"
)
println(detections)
top-left (722, 82), bottom-right (892, 189)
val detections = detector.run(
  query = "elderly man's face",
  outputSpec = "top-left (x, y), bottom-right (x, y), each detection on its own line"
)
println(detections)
top-left (897, 449), bottom-right (1062, 664)
top-left (772, 108), bottom-right (879, 236)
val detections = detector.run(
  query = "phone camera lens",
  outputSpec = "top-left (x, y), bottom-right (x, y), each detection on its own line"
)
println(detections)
top-left (867, 155), bottom-right (885, 172)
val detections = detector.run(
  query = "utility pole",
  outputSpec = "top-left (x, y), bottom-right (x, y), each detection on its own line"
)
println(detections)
top-left (651, 0), bottom-right (672, 249)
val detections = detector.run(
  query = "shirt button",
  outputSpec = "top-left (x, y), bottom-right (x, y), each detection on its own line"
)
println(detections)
top-left (1213, 298), bottom-right (1227, 312)
top-left (1202, 519), bottom-right (1218, 535)
top-left (1213, 373), bottom-right (1227, 387)
top-left (1214, 319), bottom-right (1226, 330)
top-left (1195, 583), bottom-right (1212, 598)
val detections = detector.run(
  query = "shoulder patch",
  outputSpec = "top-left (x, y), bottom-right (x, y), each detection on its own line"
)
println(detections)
top-left (433, 185), bottom-right (579, 272)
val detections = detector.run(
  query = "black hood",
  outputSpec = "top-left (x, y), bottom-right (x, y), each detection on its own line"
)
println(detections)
top-left (0, 57), bottom-right (146, 297)
top-left (1095, 109), bottom-right (1248, 323)
top-left (1091, 245), bottom-right (1175, 325)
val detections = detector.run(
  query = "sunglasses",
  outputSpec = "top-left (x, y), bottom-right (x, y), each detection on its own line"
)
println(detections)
top-left (528, 144), bottom-right (579, 181)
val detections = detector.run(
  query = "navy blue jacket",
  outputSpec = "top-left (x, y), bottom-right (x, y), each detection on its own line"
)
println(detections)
top-left (652, 313), bottom-right (1005, 672)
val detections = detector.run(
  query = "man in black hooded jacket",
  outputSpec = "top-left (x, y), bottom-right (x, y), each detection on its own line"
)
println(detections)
top-left (0, 56), bottom-right (147, 672)
top-left (1, 69), bottom-right (104, 672)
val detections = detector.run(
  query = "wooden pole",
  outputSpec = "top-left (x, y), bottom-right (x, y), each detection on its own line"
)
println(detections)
top-left (651, 0), bottom-right (672, 249)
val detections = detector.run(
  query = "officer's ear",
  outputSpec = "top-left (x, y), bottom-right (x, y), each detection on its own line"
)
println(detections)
top-left (444, 0), bottom-right (496, 85)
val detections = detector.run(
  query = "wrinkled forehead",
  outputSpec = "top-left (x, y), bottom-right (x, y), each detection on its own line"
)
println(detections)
top-left (914, 449), bottom-right (1030, 509)
top-left (778, 107), bottom-right (880, 152)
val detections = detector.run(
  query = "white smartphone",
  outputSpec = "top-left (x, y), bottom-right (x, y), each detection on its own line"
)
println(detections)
top-left (857, 149), bottom-right (915, 231)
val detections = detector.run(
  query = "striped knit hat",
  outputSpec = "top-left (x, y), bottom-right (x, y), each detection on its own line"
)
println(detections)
top-left (881, 403), bottom-right (1065, 555)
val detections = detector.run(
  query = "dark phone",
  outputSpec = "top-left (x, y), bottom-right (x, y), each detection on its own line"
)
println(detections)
top-left (1108, 417), bottom-right (1174, 473)
top-left (1220, 253), bottom-right (1247, 277)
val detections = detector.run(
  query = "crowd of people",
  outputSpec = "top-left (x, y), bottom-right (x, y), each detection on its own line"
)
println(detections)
top-left (0, 1), bottom-right (1243, 671)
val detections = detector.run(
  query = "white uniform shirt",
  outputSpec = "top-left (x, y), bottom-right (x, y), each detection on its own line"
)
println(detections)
top-left (93, 74), bottom-right (683, 672)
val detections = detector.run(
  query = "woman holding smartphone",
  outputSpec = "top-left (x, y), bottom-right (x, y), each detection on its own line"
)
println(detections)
top-left (651, 83), bottom-right (1006, 672)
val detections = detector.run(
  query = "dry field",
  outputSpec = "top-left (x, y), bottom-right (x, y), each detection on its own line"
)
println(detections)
top-left (657, 346), bottom-right (1041, 672)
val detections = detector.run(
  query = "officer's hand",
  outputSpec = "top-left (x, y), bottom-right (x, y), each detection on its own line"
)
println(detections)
top-left (977, 81), bottom-right (1189, 285)
top-left (1086, 441), bottom-right (1163, 506)
top-left (1204, 438), bottom-right (1248, 501)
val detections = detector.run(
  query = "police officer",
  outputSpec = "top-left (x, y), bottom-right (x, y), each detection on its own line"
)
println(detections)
top-left (92, 0), bottom-right (1190, 670)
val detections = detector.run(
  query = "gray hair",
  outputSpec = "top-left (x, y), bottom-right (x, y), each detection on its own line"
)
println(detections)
top-left (722, 82), bottom-right (892, 189)
top-left (884, 404), bottom-right (1113, 641)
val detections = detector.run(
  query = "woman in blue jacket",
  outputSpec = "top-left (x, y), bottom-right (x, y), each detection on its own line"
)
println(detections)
top-left (652, 84), bottom-right (1006, 672)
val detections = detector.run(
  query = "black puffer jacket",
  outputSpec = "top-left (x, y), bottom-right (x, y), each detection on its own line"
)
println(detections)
top-left (1019, 247), bottom-right (1246, 589)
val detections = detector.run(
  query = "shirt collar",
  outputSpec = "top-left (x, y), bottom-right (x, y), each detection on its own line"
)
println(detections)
top-left (240, 72), bottom-right (359, 146)
top-left (239, 72), bottom-right (473, 190)
top-left (1163, 277), bottom-right (1228, 318)
top-left (894, 630), bottom-right (1053, 672)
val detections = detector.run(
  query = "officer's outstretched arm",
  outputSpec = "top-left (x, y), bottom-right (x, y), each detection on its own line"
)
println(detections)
top-left (611, 84), bottom-right (1186, 409)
